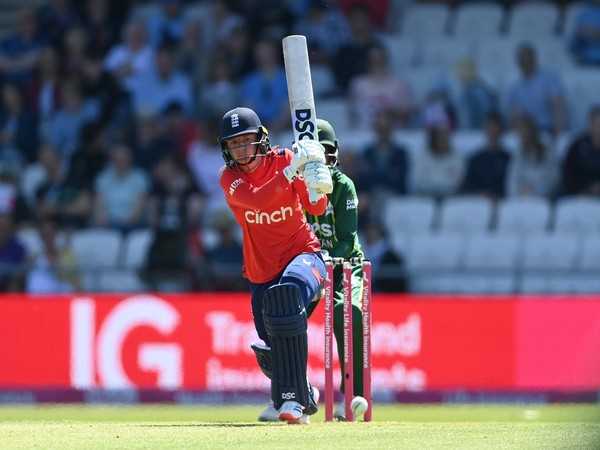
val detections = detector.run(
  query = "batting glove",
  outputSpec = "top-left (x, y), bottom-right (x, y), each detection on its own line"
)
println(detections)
top-left (283, 140), bottom-right (326, 182)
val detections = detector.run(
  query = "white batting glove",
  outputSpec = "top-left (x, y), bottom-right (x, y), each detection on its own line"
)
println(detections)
top-left (283, 140), bottom-right (326, 182)
top-left (303, 161), bottom-right (333, 195)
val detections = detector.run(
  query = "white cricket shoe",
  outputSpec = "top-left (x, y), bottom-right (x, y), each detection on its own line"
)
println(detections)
top-left (278, 401), bottom-right (308, 424)
top-left (258, 401), bottom-right (279, 422)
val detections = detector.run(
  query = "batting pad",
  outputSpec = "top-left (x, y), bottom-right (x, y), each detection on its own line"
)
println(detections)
top-left (263, 283), bottom-right (309, 410)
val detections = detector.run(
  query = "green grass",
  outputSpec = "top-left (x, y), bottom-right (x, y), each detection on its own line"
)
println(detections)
top-left (0, 404), bottom-right (599, 449)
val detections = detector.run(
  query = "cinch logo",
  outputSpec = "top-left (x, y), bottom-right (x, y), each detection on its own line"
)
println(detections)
top-left (294, 108), bottom-right (315, 140)
top-left (245, 206), bottom-right (293, 224)
top-left (231, 113), bottom-right (239, 128)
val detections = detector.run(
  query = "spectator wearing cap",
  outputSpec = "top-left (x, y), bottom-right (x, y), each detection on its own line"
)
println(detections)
top-left (506, 43), bottom-right (568, 136)
top-left (562, 106), bottom-right (600, 196)
top-left (130, 43), bottom-right (192, 116)
top-left (410, 107), bottom-right (465, 198)
top-left (461, 112), bottom-right (511, 199)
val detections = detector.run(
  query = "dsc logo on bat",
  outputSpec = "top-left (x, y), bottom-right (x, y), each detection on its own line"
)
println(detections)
top-left (294, 108), bottom-right (315, 140)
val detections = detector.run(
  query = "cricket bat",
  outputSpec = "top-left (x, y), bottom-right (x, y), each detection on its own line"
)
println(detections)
top-left (282, 35), bottom-right (321, 204)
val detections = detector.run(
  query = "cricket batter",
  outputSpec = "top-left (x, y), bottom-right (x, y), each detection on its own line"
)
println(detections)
top-left (219, 107), bottom-right (332, 424)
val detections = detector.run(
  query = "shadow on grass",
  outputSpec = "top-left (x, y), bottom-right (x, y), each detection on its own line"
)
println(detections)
top-left (136, 423), bottom-right (270, 428)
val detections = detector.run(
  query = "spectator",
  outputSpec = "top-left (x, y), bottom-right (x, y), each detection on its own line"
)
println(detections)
top-left (349, 45), bottom-right (413, 129)
top-left (461, 112), bottom-right (511, 199)
top-left (570, 2), bottom-right (600, 66)
top-left (0, 213), bottom-right (26, 292)
top-left (293, 0), bottom-right (351, 57)
top-left (61, 27), bottom-right (90, 76)
top-left (507, 114), bottom-right (559, 197)
top-left (201, 0), bottom-right (244, 54)
top-left (94, 144), bottom-right (149, 230)
top-left (146, 0), bottom-right (185, 46)
top-left (27, 47), bottom-right (61, 121)
top-left (361, 220), bottom-right (407, 292)
top-left (65, 122), bottom-right (108, 192)
top-left (240, 39), bottom-right (289, 132)
top-left (204, 210), bottom-right (244, 291)
top-left (35, 146), bottom-right (91, 228)
top-left (0, 9), bottom-right (44, 86)
top-left (201, 58), bottom-right (239, 119)
top-left (562, 105), bottom-right (600, 195)
top-left (187, 117), bottom-right (227, 218)
top-left (80, 0), bottom-right (119, 58)
top-left (506, 43), bottom-right (568, 136)
top-left (176, 19), bottom-right (207, 90)
top-left (130, 43), bottom-right (192, 116)
top-left (78, 52), bottom-right (130, 128)
top-left (161, 102), bottom-right (199, 159)
top-left (455, 57), bottom-right (498, 129)
top-left (26, 216), bottom-right (79, 293)
top-left (219, 23), bottom-right (254, 81)
top-left (144, 156), bottom-right (202, 290)
top-left (410, 108), bottom-right (465, 198)
top-left (0, 170), bottom-right (29, 225)
top-left (0, 83), bottom-right (38, 167)
top-left (37, 0), bottom-right (80, 47)
top-left (21, 144), bottom-right (64, 208)
top-left (307, 43), bottom-right (335, 99)
top-left (131, 112), bottom-right (174, 171)
top-left (333, 4), bottom-right (380, 92)
top-left (104, 20), bottom-right (154, 91)
top-left (42, 80), bottom-right (99, 158)
top-left (358, 110), bottom-right (409, 196)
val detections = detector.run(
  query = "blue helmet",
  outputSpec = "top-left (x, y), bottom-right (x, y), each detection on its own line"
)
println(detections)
top-left (220, 107), bottom-right (270, 167)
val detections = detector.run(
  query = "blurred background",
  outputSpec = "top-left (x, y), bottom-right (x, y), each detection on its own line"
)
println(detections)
top-left (0, 0), bottom-right (597, 294)
top-left (0, 0), bottom-right (599, 407)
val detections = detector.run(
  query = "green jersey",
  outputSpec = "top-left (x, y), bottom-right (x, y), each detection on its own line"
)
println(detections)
top-left (306, 167), bottom-right (364, 260)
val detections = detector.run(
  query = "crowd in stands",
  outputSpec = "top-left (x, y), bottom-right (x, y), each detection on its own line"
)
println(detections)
top-left (0, 0), bottom-right (598, 293)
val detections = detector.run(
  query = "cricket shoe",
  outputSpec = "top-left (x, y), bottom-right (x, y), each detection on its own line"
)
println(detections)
top-left (257, 401), bottom-right (279, 422)
top-left (278, 401), bottom-right (309, 424)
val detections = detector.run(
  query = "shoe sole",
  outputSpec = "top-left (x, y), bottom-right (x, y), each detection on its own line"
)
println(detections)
top-left (278, 412), bottom-right (308, 424)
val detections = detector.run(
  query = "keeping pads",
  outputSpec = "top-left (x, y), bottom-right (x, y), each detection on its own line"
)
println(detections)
top-left (283, 140), bottom-right (326, 182)
top-left (303, 161), bottom-right (333, 195)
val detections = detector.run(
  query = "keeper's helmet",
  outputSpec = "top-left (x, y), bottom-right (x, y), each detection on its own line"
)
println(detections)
top-left (220, 107), bottom-right (270, 167)
top-left (317, 118), bottom-right (339, 167)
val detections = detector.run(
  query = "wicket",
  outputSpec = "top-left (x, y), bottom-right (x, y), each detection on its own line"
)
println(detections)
top-left (323, 257), bottom-right (372, 422)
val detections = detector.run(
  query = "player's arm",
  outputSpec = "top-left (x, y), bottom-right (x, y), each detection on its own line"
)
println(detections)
top-left (219, 167), bottom-right (290, 210)
top-left (330, 176), bottom-right (359, 259)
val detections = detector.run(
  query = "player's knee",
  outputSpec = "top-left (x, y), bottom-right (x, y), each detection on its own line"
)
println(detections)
top-left (262, 283), bottom-right (307, 338)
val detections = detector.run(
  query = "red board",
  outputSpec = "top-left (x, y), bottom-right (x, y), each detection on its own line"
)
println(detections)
top-left (0, 294), bottom-right (598, 390)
